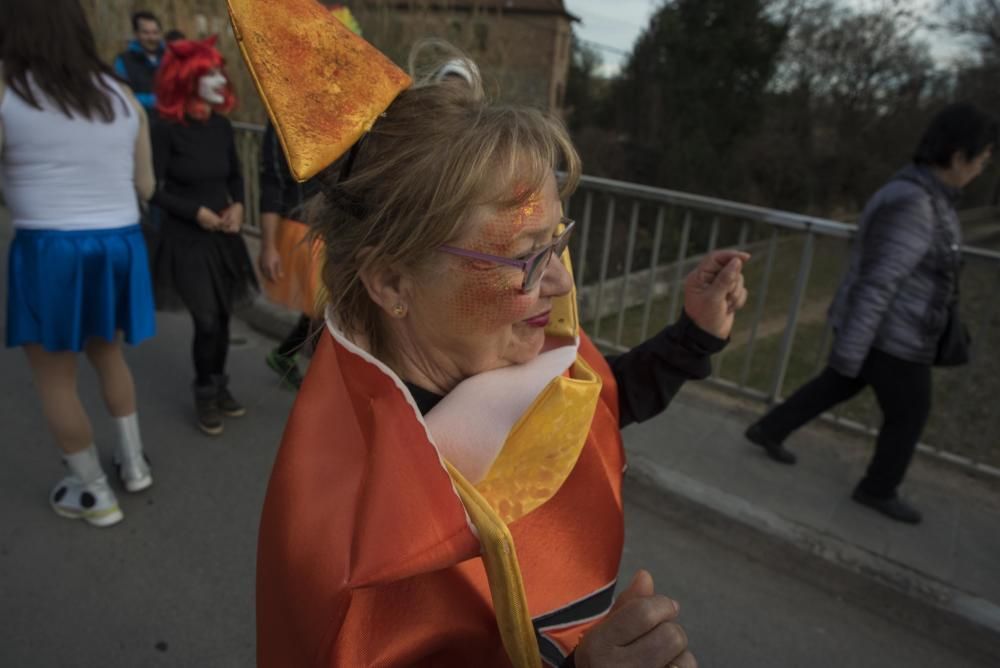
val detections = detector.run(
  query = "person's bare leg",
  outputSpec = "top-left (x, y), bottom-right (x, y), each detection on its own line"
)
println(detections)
top-left (24, 344), bottom-right (92, 454)
top-left (84, 334), bottom-right (152, 492)
top-left (84, 334), bottom-right (136, 417)
top-left (24, 343), bottom-right (122, 526)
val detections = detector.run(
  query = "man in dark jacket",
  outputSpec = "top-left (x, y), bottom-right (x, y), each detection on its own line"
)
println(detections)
top-left (113, 11), bottom-right (164, 114)
top-left (745, 103), bottom-right (997, 524)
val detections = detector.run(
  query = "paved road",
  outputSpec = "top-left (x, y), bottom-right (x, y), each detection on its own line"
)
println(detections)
top-left (620, 485), bottom-right (991, 668)
top-left (0, 309), bottom-right (293, 667)
top-left (0, 215), bottom-right (990, 667)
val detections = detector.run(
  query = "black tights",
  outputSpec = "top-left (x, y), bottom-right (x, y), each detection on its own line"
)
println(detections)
top-left (189, 306), bottom-right (231, 386)
top-left (756, 348), bottom-right (932, 498)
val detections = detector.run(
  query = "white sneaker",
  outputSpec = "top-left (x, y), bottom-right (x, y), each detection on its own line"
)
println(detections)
top-left (49, 476), bottom-right (123, 527)
top-left (113, 445), bottom-right (153, 493)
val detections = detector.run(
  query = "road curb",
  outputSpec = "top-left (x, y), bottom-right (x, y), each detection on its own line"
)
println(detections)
top-left (624, 451), bottom-right (1000, 663)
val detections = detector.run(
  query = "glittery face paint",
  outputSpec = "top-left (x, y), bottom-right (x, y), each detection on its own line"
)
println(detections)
top-left (443, 190), bottom-right (549, 334)
top-left (407, 172), bottom-right (573, 376)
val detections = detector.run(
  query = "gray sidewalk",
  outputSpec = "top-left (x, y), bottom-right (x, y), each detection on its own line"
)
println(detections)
top-left (621, 382), bottom-right (1000, 649)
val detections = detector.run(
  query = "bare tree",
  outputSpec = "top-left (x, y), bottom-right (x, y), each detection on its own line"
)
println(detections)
top-left (940, 0), bottom-right (1000, 57)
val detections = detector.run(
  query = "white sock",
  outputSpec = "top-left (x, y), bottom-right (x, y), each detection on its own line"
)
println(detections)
top-left (113, 413), bottom-right (144, 460)
top-left (64, 444), bottom-right (104, 485)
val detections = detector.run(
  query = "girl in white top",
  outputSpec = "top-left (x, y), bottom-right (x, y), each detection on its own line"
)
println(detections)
top-left (1, 0), bottom-right (157, 527)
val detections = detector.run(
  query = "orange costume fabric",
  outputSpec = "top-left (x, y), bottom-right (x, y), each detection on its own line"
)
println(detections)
top-left (257, 329), bottom-right (626, 667)
top-left (263, 218), bottom-right (324, 318)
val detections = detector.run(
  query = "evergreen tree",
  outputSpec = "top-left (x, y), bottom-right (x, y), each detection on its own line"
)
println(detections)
top-left (613, 0), bottom-right (788, 193)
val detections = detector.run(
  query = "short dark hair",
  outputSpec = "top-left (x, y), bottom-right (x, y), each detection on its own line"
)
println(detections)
top-left (131, 10), bottom-right (161, 32)
top-left (164, 29), bottom-right (186, 42)
top-left (914, 102), bottom-right (999, 168)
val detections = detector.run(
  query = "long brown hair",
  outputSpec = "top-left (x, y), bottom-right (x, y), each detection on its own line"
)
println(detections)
top-left (0, 0), bottom-right (128, 122)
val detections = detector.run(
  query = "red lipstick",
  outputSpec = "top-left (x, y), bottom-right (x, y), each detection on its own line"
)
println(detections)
top-left (523, 310), bottom-right (551, 327)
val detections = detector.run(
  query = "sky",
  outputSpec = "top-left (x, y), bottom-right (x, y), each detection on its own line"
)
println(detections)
top-left (565, 0), bottom-right (970, 76)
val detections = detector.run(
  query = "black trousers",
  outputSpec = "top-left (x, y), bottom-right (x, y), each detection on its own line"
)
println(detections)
top-left (188, 306), bottom-right (230, 386)
top-left (176, 282), bottom-right (231, 387)
top-left (756, 348), bottom-right (932, 498)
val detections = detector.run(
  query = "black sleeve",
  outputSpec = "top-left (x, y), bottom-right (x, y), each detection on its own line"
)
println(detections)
top-left (607, 310), bottom-right (727, 428)
top-left (225, 120), bottom-right (245, 205)
top-left (259, 123), bottom-right (285, 214)
top-left (150, 121), bottom-right (201, 223)
top-left (560, 651), bottom-right (576, 668)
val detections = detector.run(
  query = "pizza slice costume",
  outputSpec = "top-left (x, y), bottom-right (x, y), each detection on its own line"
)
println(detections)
top-left (229, 2), bottom-right (722, 665)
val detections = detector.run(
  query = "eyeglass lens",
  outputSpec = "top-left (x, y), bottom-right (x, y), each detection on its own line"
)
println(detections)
top-left (524, 226), bottom-right (574, 290)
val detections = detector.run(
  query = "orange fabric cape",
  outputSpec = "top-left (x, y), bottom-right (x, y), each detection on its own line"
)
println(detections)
top-left (257, 328), bottom-right (625, 667)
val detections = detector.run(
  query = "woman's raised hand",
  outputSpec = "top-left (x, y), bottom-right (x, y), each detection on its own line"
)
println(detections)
top-left (683, 250), bottom-right (751, 340)
top-left (575, 570), bottom-right (696, 668)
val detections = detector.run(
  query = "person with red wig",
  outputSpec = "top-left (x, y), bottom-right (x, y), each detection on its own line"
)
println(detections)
top-left (150, 36), bottom-right (257, 436)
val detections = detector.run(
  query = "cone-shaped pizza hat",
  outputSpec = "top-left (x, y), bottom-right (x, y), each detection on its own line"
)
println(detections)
top-left (227, 0), bottom-right (412, 182)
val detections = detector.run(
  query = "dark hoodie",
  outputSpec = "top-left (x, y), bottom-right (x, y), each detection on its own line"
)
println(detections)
top-left (114, 39), bottom-right (165, 113)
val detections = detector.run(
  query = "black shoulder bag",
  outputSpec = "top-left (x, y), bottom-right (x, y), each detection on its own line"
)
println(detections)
top-left (934, 287), bottom-right (971, 367)
top-left (894, 173), bottom-right (970, 367)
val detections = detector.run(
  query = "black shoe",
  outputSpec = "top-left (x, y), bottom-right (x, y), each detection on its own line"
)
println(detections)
top-left (851, 486), bottom-right (922, 524)
top-left (213, 374), bottom-right (246, 418)
top-left (745, 423), bottom-right (797, 464)
top-left (194, 383), bottom-right (224, 436)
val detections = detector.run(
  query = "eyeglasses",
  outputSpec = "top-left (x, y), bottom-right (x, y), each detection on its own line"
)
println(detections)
top-left (438, 219), bottom-right (576, 292)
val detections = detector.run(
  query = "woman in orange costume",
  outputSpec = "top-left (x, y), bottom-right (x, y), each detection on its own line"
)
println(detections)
top-left (230, 2), bottom-right (749, 666)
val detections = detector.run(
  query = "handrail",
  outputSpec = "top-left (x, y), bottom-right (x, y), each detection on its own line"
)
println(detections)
top-left (576, 174), bottom-right (856, 238)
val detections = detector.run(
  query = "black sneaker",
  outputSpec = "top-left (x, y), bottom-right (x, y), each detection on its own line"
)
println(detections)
top-left (745, 423), bottom-right (797, 464)
top-left (852, 486), bottom-right (922, 524)
top-left (213, 374), bottom-right (246, 418)
top-left (194, 383), bottom-right (224, 436)
top-left (266, 348), bottom-right (303, 389)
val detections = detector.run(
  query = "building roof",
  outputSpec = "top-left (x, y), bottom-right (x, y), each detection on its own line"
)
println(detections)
top-left (356, 1), bottom-right (578, 21)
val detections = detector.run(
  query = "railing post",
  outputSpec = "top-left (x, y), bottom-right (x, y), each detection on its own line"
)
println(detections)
top-left (715, 219), bottom-right (751, 379)
top-left (591, 198), bottom-right (616, 336)
top-left (740, 228), bottom-right (778, 389)
top-left (707, 216), bottom-right (720, 254)
top-left (615, 202), bottom-right (640, 346)
top-left (668, 212), bottom-right (692, 323)
top-left (640, 207), bottom-right (666, 340)
top-left (575, 192), bottom-right (593, 290)
top-left (768, 231), bottom-right (815, 403)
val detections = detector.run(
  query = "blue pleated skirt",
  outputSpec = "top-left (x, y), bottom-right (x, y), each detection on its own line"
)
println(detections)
top-left (6, 224), bottom-right (156, 352)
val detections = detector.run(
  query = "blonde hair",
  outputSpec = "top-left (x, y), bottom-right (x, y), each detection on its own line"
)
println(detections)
top-left (310, 41), bottom-right (581, 357)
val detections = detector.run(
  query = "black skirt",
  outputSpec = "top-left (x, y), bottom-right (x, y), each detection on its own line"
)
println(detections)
top-left (151, 217), bottom-right (258, 315)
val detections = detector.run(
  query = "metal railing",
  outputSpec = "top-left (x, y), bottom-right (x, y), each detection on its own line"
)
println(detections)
top-left (233, 121), bottom-right (266, 237)
top-left (232, 124), bottom-right (1000, 472)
